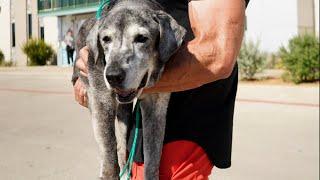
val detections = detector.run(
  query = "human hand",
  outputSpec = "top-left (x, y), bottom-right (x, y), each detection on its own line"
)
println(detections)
top-left (74, 78), bottom-right (88, 107)
top-left (76, 46), bottom-right (89, 77)
top-left (74, 46), bottom-right (89, 107)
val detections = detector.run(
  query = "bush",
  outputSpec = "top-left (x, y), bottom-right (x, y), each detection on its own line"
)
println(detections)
top-left (265, 53), bottom-right (282, 69)
top-left (0, 49), bottom-right (4, 64)
top-left (0, 61), bottom-right (15, 67)
top-left (22, 38), bottom-right (54, 66)
top-left (279, 34), bottom-right (320, 83)
top-left (238, 39), bottom-right (267, 80)
top-left (0, 49), bottom-right (15, 67)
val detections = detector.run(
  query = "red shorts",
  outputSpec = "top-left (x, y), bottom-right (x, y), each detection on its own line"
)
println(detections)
top-left (131, 140), bottom-right (214, 180)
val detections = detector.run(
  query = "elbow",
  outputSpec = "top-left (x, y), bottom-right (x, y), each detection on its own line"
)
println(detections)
top-left (213, 54), bottom-right (236, 80)
top-left (224, 70), bottom-right (234, 79)
top-left (218, 63), bottom-right (234, 79)
top-left (202, 41), bottom-right (239, 80)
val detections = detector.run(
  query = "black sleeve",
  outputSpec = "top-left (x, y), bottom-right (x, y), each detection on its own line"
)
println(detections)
top-left (245, 0), bottom-right (250, 7)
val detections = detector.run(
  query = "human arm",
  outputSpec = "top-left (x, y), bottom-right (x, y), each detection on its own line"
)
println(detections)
top-left (73, 0), bottom-right (246, 106)
top-left (73, 47), bottom-right (89, 107)
top-left (144, 0), bottom-right (246, 93)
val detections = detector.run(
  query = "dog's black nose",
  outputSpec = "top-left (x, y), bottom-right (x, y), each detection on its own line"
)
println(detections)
top-left (106, 70), bottom-right (126, 87)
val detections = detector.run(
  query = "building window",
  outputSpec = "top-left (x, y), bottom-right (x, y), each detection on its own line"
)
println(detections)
top-left (28, 14), bottom-right (32, 38)
top-left (40, 26), bottom-right (45, 40)
top-left (12, 23), bottom-right (15, 47)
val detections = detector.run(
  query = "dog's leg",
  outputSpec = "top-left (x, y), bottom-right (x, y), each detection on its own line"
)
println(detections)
top-left (115, 103), bottom-right (132, 176)
top-left (140, 93), bottom-right (170, 180)
top-left (89, 92), bottom-right (119, 180)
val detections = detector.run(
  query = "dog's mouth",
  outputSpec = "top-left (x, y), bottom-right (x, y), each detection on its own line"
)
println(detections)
top-left (114, 72), bottom-right (148, 103)
top-left (115, 88), bottom-right (140, 103)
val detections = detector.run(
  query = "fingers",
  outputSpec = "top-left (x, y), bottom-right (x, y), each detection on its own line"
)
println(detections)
top-left (74, 46), bottom-right (89, 107)
top-left (79, 86), bottom-right (88, 107)
top-left (80, 70), bottom-right (88, 77)
top-left (74, 79), bottom-right (81, 103)
top-left (76, 56), bottom-right (88, 74)
top-left (79, 46), bottom-right (89, 66)
top-left (76, 46), bottom-right (89, 76)
top-left (83, 91), bottom-right (88, 107)
top-left (74, 79), bottom-right (88, 107)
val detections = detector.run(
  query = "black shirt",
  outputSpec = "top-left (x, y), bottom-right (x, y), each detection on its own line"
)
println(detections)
top-left (128, 0), bottom-right (250, 169)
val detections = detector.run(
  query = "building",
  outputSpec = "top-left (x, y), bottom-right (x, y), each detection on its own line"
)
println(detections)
top-left (0, 0), bottom-right (99, 66)
top-left (38, 0), bottom-right (100, 66)
top-left (246, 0), bottom-right (319, 53)
top-left (0, 0), bottom-right (39, 65)
top-left (0, 0), bottom-right (319, 65)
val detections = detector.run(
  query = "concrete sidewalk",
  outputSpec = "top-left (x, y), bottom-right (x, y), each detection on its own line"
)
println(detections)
top-left (0, 67), bottom-right (318, 180)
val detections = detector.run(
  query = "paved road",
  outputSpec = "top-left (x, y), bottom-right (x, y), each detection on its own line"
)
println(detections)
top-left (0, 67), bottom-right (319, 180)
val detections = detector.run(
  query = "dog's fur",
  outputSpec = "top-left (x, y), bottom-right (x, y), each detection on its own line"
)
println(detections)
top-left (73, 0), bottom-right (186, 179)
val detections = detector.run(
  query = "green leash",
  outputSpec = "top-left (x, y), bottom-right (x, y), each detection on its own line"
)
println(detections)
top-left (96, 1), bottom-right (140, 179)
top-left (119, 100), bottom-right (141, 179)
top-left (96, 0), bottom-right (110, 20)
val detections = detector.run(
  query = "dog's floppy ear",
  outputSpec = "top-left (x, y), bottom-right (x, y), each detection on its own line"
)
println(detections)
top-left (86, 21), bottom-right (104, 64)
top-left (153, 10), bottom-right (186, 62)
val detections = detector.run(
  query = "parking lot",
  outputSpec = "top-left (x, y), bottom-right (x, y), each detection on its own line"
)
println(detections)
top-left (0, 67), bottom-right (318, 180)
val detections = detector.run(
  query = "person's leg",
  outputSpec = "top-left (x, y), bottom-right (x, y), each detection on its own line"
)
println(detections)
top-left (66, 50), bottom-right (70, 64)
top-left (67, 51), bottom-right (70, 65)
top-left (131, 140), bottom-right (213, 180)
top-left (66, 46), bottom-right (70, 65)
top-left (70, 49), bottom-right (74, 64)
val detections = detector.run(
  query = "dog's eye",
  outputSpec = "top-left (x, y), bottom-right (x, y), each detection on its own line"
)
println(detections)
top-left (134, 35), bottom-right (148, 43)
top-left (102, 36), bottom-right (111, 43)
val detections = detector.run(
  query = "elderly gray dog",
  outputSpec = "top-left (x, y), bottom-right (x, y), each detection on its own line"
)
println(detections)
top-left (72, 0), bottom-right (186, 179)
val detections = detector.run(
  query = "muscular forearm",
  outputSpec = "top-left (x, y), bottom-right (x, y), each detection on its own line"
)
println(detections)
top-left (144, 0), bottom-right (246, 93)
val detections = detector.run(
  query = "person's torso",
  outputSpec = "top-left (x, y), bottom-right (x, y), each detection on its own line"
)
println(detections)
top-left (65, 35), bottom-right (74, 47)
top-left (126, 0), bottom-right (249, 169)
